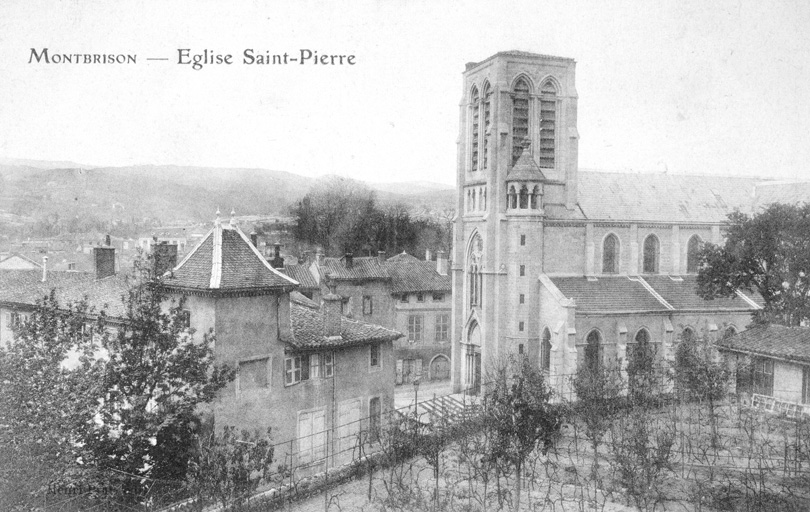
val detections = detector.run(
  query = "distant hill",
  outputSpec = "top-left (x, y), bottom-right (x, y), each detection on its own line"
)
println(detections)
top-left (0, 162), bottom-right (456, 237)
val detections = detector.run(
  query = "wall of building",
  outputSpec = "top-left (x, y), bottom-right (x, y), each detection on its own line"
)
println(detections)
top-left (773, 360), bottom-right (804, 403)
top-left (330, 280), bottom-right (393, 329)
top-left (393, 291), bottom-right (451, 383)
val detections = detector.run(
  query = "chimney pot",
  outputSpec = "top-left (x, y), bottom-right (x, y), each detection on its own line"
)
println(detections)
top-left (322, 284), bottom-right (342, 336)
top-left (436, 250), bottom-right (448, 276)
top-left (344, 252), bottom-right (354, 269)
top-left (377, 250), bottom-right (385, 264)
top-left (425, 248), bottom-right (432, 261)
top-left (270, 242), bottom-right (285, 269)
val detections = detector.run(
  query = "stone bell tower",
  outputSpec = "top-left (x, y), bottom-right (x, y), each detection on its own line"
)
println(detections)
top-left (451, 51), bottom-right (579, 392)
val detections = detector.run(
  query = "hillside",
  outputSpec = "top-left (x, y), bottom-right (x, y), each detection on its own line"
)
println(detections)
top-left (0, 163), bottom-right (455, 238)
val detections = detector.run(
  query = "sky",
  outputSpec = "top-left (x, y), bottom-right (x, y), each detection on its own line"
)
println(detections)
top-left (0, 0), bottom-right (808, 185)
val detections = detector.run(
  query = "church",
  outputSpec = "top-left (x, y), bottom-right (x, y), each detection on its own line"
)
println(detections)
top-left (448, 51), bottom-right (797, 396)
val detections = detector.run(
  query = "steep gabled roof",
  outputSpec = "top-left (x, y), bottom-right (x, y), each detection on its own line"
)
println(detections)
top-left (287, 301), bottom-right (401, 351)
top-left (717, 324), bottom-right (810, 364)
top-left (320, 256), bottom-right (389, 281)
top-left (163, 221), bottom-right (297, 294)
top-left (384, 253), bottom-right (451, 293)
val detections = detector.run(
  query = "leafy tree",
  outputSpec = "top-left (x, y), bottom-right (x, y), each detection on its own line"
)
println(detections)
top-left (84, 256), bottom-right (236, 505)
top-left (482, 356), bottom-right (565, 511)
top-left (672, 334), bottom-right (731, 448)
top-left (697, 203), bottom-right (810, 326)
top-left (185, 426), bottom-right (274, 510)
top-left (0, 292), bottom-right (105, 510)
top-left (572, 362), bottom-right (625, 480)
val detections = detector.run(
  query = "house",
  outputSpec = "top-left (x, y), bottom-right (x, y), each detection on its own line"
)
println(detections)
top-left (384, 251), bottom-right (452, 384)
top-left (160, 216), bottom-right (401, 467)
top-left (1, 216), bottom-right (401, 470)
top-left (717, 324), bottom-right (810, 412)
top-left (451, 51), bottom-right (770, 395)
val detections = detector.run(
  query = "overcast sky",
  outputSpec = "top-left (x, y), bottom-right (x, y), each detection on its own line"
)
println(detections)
top-left (1, 0), bottom-right (808, 185)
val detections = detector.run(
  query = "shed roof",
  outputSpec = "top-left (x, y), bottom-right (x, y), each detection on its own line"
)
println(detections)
top-left (717, 324), bottom-right (810, 364)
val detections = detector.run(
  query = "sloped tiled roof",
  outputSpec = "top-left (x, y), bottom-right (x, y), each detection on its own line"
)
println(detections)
top-left (0, 253), bottom-right (42, 269)
top-left (384, 253), bottom-right (451, 293)
top-left (574, 171), bottom-right (760, 223)
top-left (320, 256), bottom-right (389, 281)
top-left (163, 223), bottom-right (297, 293)
top-left (283, 264), bottom-right (319, 290)
top-left (717, 324), bottom-right (810, 364)
top-left (644, 275), bottom-right (762, 311)
top-left (753, 181), bottom-right (810, 210)
top-left (550, 276), bottom-right (670, 312)
top-left (0, 269), bottom-right (129, 319)
top-left (287, 301), bottom-right (401, 351)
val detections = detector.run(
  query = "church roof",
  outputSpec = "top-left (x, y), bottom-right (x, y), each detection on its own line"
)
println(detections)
top-left (286, 301), bottom-right (401, 351)
top-left (163, 220), bottom-right (298, 294)
top-left (384, 253), bottom-right (451, 293)
top-left (549, 274), bottom-right (761, 314)
top-left (575, 171), bottom-right (760, 224)
top-left (717, 324), bottom-right (810, 364)
top-left (550, 276), bottom-right (670, 313)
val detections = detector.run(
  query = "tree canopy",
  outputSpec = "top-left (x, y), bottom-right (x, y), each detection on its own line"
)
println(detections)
top-left (697, 203), bottom-right (810, 326)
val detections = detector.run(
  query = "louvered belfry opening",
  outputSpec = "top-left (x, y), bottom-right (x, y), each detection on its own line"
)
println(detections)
top-left (512, 78), bottom-right (530, 166)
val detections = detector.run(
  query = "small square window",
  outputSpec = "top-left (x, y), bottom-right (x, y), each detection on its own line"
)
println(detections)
top-left (416, 293), bottom-right (424, 303)
top-left (519, 321), bottom-right (524, 332)
top-left (432, 293), bottom-right (444, 302)
top-left (519, 294), bottom-right (525, 304)
top-left (519, 265), bottom-right (525, 277)
top-left (400, 294), bottom-right (409, 303)
top-left (520, 234), bottom-right (526, 246)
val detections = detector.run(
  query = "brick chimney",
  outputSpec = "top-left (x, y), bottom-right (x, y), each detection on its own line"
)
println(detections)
top-left (344, 252), bottom-right (354, 269)
top-left (322, 285), bottom-right (342, 336)
top-left (153, 242), bottom-right (178, 276)
top-left (250, 232), bottom-right (258, 248)
top-left (377, 250), bottom-right (386, 264)
top-left (270, 243), bottom-right (285, 269)
top-left (436, 250), bottom-right (448, 276)
top-left (425, 248), bottom-right (432, 261)
top-left (94, 246), bottom-right (116, 280)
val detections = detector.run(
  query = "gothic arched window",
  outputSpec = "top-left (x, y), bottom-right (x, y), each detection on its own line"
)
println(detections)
top-left (681, 327), bottom-right (694, 342)
top-left (643, 235), bottom-right (659, 274)
top-left (539, 80), bottom-right (557, 168)
top-left (530, 186), bottom-right (539, 209)
top-left (602, 234), bottom-right (619, 274)
top-left (482, 82), bottom-right (491, 170)
top-left (468, 234), bottom-right (483, 308)
top-left (508, 186), bottom-right (517, 210)
top-left (686, 235), bottom-right (702, 273)
top-left (541, 327), bottom-right (552, 372)
top-left (585, 329), bottom-right (602, 371)
top-left (512, 77), bottom-right (531, 165)
top-left (471, 86), bottom-right (480, 172)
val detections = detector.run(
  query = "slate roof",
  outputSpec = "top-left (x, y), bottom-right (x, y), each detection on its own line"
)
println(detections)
top-left (753, 181), bottom-right (810, 210)
top-left (384, 253), bottom-right (451, 293)
top-left (163, 222), bottom-right (297, 293)
top-left (550, 276), bottom-right (670, 312)
top-left (717, 324), bottom-right (810, 364)
top-left (286, 301), bottom-right (401, 351)
top-left (549, 274), bottom-right (762, 314)
top-left (644, 275), bottom-right (762, 311)
top-left (575, 171), bottom-right (760, 223)
top-left (283, 264), bottom-right (319, 290)
top-left (0, 269), bottom-right (129, 319)
top-left (320, 256), bottom-right (389, 281)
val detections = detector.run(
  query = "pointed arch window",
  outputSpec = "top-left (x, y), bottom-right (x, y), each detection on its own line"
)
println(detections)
top-left (508, 186), bottom-right (517, 209)
top-left (642, 235), bottom-right (659, 274)
top-left (468, 235), bottom-right (483, 308)
top-left (541, 328), bottom-right (552, 372)
top-left (512, 78), bottom-right (530, 165)
top-left (585, 329), bottom-right (602, 371)
top-left (686, 235), bottom-right (702, 273)
top-left (602, 234), bottom-right (619, 274)
top-left (482, 82), bottom-right (492, 170)
top-left (539, 80), bottom-right (557, 169)
top-left (530, 186), bottom-right (539, 209)
top-left (471, 86), bottom-right (480, 172)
